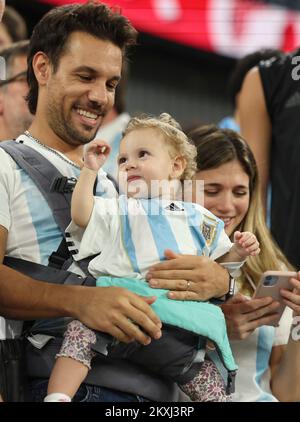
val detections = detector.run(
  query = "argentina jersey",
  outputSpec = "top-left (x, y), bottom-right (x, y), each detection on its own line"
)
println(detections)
top-left (68, 196), bottom-right (233, 280)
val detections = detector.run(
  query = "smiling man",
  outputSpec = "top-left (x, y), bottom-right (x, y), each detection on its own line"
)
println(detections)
top-left (0, 1), bottom-right (231, 403)
top-left (0, 2), bottom-right (167, 403)
top-left (38, 32), bottom-right (121, 149)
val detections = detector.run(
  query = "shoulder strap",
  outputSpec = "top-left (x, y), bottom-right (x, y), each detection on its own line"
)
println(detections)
top-left (0, 141), bottom-right (99, 273)
top-left (0, 140), bottom-right (72, 233)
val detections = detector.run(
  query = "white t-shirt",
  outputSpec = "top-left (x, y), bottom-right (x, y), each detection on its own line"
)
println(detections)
top-left (67, 195), bottom-right (234, 280)
top-left (0, 134), bottom-right (117, 338)
top-left (231, 295), bottom-right (293, 402)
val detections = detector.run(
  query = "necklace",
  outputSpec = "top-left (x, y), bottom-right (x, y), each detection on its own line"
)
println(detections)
top-left (24, 130), bottom-right (82, 170)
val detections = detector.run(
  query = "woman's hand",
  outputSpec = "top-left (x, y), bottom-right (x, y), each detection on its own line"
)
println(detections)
top-left (221, 293), bottom-right (280, 340)
top-left (145, 249), bottom-right (230, 301)
top-left (280, 272), bottom-right (300, 316)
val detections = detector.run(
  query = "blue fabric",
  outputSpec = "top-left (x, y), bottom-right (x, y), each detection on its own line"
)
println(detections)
top-left (19, 169), bottom-right (62, 266)
top-left (218, 116), bottom-right (240, 132)
top-left (119, 196), bottom-right (139, 273)
top-left (140, 199), bottom-right (181, 257)
top-left (97, 276), bottom-right (238, 372)
top-left (255, 326), bottom-right (275, 402)
top-left (183, 202), bottom-right (206, 255)
top-left (209, 218), bottom-right (225, 257)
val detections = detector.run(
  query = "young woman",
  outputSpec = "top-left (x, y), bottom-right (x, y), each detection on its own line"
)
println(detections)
top-left (188, 125), bottom-right (300, 402)
top-left (116, 123), bottom-right (300, 401)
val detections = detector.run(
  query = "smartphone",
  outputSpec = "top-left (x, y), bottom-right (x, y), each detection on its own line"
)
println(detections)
top-left (253, 271), bottom-right (297, 324)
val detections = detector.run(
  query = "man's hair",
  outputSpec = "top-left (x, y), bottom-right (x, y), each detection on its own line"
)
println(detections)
top-left (124, 113), bottom-right (197, 181)
top-left (2, 6), bottom-right (28, 42)
top-left (27, 2), bottom-right (138, 115)
top-left (114, 60), bottom-right (128, 114)
top-left (0, 39), bottom-right (29, 79)
top-left (228, 48), bottom-right (282, 107)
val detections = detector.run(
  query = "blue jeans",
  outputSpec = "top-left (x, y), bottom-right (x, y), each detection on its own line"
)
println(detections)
top-left (29, 378), bottom-right (149, 402)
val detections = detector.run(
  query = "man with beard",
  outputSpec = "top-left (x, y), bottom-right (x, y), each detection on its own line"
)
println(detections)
top-left (0, 2), bottom-right (162, 402)
top-left (0, 2), bottom-right (230, 402)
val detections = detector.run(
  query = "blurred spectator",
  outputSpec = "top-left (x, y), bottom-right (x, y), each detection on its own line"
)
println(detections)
top-left (0, 0), bottom-right (4, 22)
top-left (219, 49), bottom-right (281, 132)
top-left (0, 40), bottom-right (33, 140)
top-left (264, 0), bottom-right (300, 10)
top-left (95, 62), bottom-right (130, 180)
top-left (238, 48), bottom-right (300, 269)
top-left (0, 6), bottom-right (27, 48)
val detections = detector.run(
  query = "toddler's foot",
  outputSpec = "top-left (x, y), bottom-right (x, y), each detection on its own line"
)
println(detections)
top-left (44, 393), bottom-right (71, 402)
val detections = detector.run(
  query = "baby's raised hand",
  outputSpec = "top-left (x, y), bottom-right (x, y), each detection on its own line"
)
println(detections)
top-left (233, 231), bottom-right (260, 258)
top-left (84, 139), bottom-right (111, 172)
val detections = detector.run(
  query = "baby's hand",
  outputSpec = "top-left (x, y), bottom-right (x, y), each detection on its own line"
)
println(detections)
top-left (84, 139), bottom-right (111, 172)
top-left (233, 231), bottom-right (260, 258)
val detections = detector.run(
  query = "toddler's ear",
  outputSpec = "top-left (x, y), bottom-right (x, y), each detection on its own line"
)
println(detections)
top-left (171, 156), bottom-right (186, 179)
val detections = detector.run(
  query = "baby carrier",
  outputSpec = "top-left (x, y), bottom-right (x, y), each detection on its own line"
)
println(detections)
top-left (0, 141), bottom-right (176, 402)
top-left (0, 141), bottom-right (237, 401)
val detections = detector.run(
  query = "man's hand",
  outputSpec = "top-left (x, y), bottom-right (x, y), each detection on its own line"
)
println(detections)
top-left (221, 293), bottom-right (280, 340)
top-left (145, 249), bottom-right (230, 301)
top-left (74, 285), bottom-right (162, 345)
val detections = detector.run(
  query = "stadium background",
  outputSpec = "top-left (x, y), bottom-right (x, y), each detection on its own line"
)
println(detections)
top-left (6, 0), bottom-right (300, 128)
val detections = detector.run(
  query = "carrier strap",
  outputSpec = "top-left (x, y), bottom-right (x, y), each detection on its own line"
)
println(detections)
top-left (0, 141), bottom-right (72, 233)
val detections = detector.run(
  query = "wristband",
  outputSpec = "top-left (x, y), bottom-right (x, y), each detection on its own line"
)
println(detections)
top-left (211, 272), bottom-right (235, 304)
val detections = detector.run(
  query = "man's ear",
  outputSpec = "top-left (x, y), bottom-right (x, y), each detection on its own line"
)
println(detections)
top-left (32, 52), bottom-right (52, 86)
top-left (171, 156), bottom-right (186, 179)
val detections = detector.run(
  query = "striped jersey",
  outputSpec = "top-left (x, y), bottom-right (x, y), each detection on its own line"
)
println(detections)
top-left (67, 195), bottom-right (233, 280)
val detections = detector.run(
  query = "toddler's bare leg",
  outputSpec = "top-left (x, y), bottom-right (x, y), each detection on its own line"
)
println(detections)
top-left (47, 320), bottom-right (96, 400)
top-left (47, 356), bottom-right (89, 399)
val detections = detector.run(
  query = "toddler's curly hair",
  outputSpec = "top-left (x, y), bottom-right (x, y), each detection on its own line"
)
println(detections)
top-left (123, 113), bottom-right (197, 181)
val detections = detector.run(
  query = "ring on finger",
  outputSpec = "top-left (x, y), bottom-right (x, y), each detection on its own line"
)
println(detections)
top-left (186, 280), bottom-right (191, 291)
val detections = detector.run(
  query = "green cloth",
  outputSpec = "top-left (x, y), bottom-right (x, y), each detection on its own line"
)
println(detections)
top-left (97, 276), bottom-right (238, 372)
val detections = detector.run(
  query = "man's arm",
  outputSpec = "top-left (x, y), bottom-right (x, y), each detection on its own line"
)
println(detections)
top-left (0, 225), bottom-right (161, 345)
top-left (238, 67), bottom-right (272, 207)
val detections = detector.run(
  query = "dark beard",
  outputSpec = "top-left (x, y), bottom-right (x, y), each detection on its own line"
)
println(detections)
top-left (47, 103), bottom-right (101, 146)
